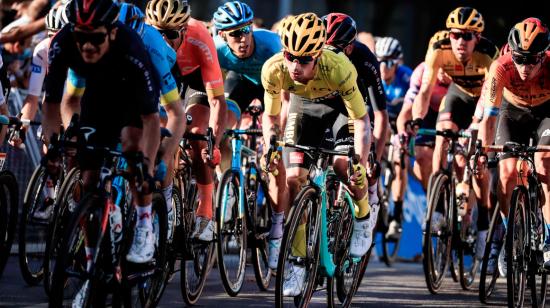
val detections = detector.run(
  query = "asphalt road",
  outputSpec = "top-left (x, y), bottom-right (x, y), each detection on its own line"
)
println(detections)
top-left (0, 250), bottom-right (513, 307)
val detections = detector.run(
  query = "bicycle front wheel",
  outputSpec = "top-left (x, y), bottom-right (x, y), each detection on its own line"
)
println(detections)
top-left (216, 170), bottom-right (247, 296)
top-left (479, 203), bottom-right (503, 303)
top-left (275, 186), bottom-right (321, 308)
top-left (422, 172), bottom-right (452, 294)
top-left (506, 186), bottom-right (528, 308)
top-left (248, 177), bottom-right (272, 291)
top-left (0, 171), bottom-right (18, 277)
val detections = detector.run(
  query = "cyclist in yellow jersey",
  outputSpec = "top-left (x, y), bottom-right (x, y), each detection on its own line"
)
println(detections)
top-left (479, 18), bottom-right (550, 272)
top-left (261, 13), bottom-right (376, 296)
top-left (411, 7), bottom-right (498, 261)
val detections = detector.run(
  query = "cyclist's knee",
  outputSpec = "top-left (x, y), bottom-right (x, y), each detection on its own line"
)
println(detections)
top-left (286, 169), bottom-right (307, 191)
top-left (120, 126), bottom-right (141, 153)
top-left (499, 158), bottom-right (517, 189)
top-left (535, 154), bottom-right (550, 181)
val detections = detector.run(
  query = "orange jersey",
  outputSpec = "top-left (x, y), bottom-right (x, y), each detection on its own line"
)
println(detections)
top-left (176, 18), bottom-right (224, 98)
top-left (481, 51), bottom-right (550, 108)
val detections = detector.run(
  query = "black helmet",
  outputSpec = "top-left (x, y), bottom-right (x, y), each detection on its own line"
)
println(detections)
top-left (67, 0), bottom-right (119, 29)
top-left (322, 13), bottom-right (357, 50)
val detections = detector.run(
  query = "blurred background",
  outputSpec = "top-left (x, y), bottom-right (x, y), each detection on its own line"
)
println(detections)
top-left (189, 0), bottom-right (548, 66)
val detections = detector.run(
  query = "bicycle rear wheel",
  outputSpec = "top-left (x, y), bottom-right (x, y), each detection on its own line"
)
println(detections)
top-left (249, 178), bottom-right (272, 291)
top-left (506, 186), bottom-right (528, 308)
top-left (422, 172), bottom-right (452, 294)
top-left (529, 270), bottom-right (547, 308)
top-left (275, 186), bottom-right (320, 308)
top-left (0, 171), bottom-right (18, 277)
top-left (216, 170), bottom-right (247, 296)
top-left (479, 204), bottom-right (503, 303)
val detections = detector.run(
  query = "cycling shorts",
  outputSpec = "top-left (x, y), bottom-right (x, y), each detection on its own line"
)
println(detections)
top-left (224, 70), bottom-right (264, 117)
top-left (437, 82), bottom-right (478, 130)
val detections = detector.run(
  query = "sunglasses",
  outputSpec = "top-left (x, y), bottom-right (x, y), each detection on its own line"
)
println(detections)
top-left (449, 31), bottom-right (475, 41)
top-left (227, 25), bottom-right (252, 38)
top-left (379, 59), bottom-right (397, 69)
top-left (72, 30), bottom-right (108, 46)
top-left (159, 28), bottom-right (182, 40)
top-left (512, 52), bottom-right (541, 65)
top-left (283, 51), bottom-right (314, 64)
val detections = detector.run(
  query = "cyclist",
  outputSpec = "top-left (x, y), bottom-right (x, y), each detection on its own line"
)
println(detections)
top-left (117, 3), bottom-right (186, 241)
top-left (397, 31), bottom-right (451, 189)
top-left (212, 1), bottom-right (287, 256)
top-left (322, 12), bottom-right (388, 168)
top-left (478, 18), bottom-right (550, 271)
top-left (412, 7), bottom-right (498, 258)
top-left (146, 0), bottom-right (227, 241)
top-left (41, 0), bottom-right (161, 269)
top-left (261, 13), bottom-right (376, 295)
top-left (374, 36), bottom-right (412, 237)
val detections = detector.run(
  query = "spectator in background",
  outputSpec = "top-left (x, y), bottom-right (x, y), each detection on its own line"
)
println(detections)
top-left (357, 31), bottom-right (375, 52)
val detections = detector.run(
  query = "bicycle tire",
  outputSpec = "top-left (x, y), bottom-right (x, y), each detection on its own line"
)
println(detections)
top-left (249, 177), bottom-right (272, 291)
top-left (19, 165), bottom-right (49, 285)
top-left (529, 270), bottom-right (547, 308)
top-left (275, 186), bottom-right (320, 308)
top-left (49, 193), bottom-right (105, 307)
top-left (422, 172), bottom-right (452, 294)
top-left (479, 203), bottom-right (503, 303)
top-left (0, 171), bottom-right (18, 277)
top-left (216, 170), bottom-right (247, 296)
top-left (44, 167), bottom-right (80, 296)
top-left (457, 211), bottom-right (479, 290)
top-left (506, 186), bottom-right (528, 308)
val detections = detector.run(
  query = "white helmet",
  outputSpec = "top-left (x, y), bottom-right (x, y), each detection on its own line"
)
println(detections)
top-left (375, 36), bottom-right (403, 60)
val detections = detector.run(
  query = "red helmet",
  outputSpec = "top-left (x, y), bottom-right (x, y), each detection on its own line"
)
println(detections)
top-left (322, 13), bottom-right (357, 50)
top-left (508, 18), bottom-right (550, 55)
top-left (68, 0), bottom-right (120, 29)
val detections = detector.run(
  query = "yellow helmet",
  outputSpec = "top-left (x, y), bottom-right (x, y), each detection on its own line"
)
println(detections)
top-left (276, 15), bottom-right (294, 37)
top-left (446, 7), bottom-right (484, 32)
top-left (429, 30), bottom-right (449, 46)
top-left (280, 12), bottom-right (326, 57)
top-left (146, 0), bottom-right (191, 30)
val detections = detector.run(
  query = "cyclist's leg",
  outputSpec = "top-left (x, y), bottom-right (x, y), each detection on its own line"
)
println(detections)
top-left (184, 88), bottom-right (215, 241)
top-left (413, 106), bottom-right (438, 190)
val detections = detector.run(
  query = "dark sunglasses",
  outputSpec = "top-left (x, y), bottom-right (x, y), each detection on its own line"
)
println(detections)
top-left (72, 30), bottom-right (108, 46)
top-left (512, 52), bottom-right (541, 65)
top-left (449, 31), bottom-right (475, 41)
top-left (379, 59), bottom-right (397, 69)
top-left (227, 25), bottom-right (252, 38)
top-left (159, 28), bottom-right (181, 40)
top-left (283, 51), bottom-right (314, 64)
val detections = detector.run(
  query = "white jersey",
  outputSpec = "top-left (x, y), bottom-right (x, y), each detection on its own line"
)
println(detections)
top-left (27, 37), bottom-right (49, 97)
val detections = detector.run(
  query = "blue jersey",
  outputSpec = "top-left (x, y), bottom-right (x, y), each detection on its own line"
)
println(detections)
top-left (69, 23), bottom-right (179, 105)
top-left (215, 29), bottom-right (281, 85)
top-left (383, 65), bottom-right (413, 119)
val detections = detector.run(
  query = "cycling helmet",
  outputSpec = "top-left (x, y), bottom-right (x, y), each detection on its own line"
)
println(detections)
top-left (213, 1), bottom-right (253, 31)
top-left (375, 37), bottom-right (403, 60)
top-left (429, 30), bottom-right (449, 46)
top-left (67, 0), bottom-right (119, 29)
top-left (276, 15), bottom-right (294, 37)
top-left (119, 3), bottom-right (145, 34)
top-left (508, 18), bottom-right (550, 55)
top-left (146, 0), bottom-right (190, 30)
top-left (280, 12), bottom-right (326, 57)
top-left (45, 4), bottom-right (69, 32)
top-left (446, 7), bottom-right (484, 32)
top-left (322, 13), bottom-right (357, 50)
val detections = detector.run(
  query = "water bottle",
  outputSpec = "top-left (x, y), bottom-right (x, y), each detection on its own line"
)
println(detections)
top-left (109, 201), bottom-right (123, 243)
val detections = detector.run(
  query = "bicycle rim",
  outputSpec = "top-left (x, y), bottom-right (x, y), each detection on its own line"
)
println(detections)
top-left (249, 178), bottom-right (272, 291)
top-left (507, 186), bottom-right (528, 308)
top-left (458, 218), bottom-right (479, 290)
top-left (479, 205), bottom-right (503, 303)
top-left (275, 186), bottom-right (320, 308)
top-left (216, 170), bottom-right (247, 296)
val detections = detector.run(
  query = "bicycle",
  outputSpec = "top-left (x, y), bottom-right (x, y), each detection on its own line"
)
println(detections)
top-left (420, 128), bottom-right (481, 293)
top-left (481, 142), bottom-right (549, 307)
top-left (0, 116), bottom-right (23, 277)
top-left (216, 105), bottom-right (273, 296)
top-left (269, 139), bottom-right (370, 308)
top-left (152, 123), bottom-right (217, 306)
top-left (49, 138), bottom-right (168, 307)
top-left (18, 115), bottom-right (77, 286)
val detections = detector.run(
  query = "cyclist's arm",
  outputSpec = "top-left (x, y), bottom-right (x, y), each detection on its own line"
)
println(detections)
top-left (21, 39), bottom-right (49, 122)
top-left (0, 17), bottom-right (46, 44)
top-left (479, 61), bottom-right (505, 147)
top-left (412, 50), bottom-right (441, 120)
top-left (261, 54), bottom-right (283, 147)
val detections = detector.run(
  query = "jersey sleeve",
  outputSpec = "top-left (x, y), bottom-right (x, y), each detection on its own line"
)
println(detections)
top-left (261, 53), bottom-right (283, 116)
top-left (66, 69), bottom-right (86, 97)
top-left (481, 60), bottom-right (506, 110)
top-left (404, 63), bottom-right (424, 105)
top-left (194, 24), bottom-right (224, 98)
top-left (331, 58), bottom-right (366, 120)
top-left (420, 49), bottom-right (442, 93)
top-left (125, 40), bottom-right (160, 115)
top-left (27, 39), bottom-right (48, 97)
top-left (145, 27), bottom-right (179, 106)
top-left (44, 30), bottom-right (70, 104)
top-left (355, 44), bottom-right (386, 111)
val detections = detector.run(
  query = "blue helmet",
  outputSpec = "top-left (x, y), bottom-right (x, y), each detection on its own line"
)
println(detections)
top-left (213, 1), bottom-right (253, 31)
top-left (118, 3), bottom-right (145, 34)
